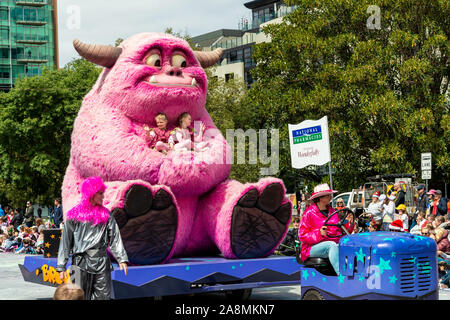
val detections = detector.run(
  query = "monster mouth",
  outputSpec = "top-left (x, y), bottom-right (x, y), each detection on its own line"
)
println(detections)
top-left (146, 75), bottom-right (199, 88)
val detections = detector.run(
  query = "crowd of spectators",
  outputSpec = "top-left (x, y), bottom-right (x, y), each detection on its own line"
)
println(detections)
top-left (0, 200), bottom-right (62, 255)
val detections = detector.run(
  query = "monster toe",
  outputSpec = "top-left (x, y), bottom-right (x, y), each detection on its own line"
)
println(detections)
top-left (115, 185), bottom-right (178, 265)
top-left (256, 183), bottom-right (284, 213)
top-left (152, 189), bottom-right (172, 210)
top-left (231, 183), bottom-right (290, 259)
top-left (124, 184), bottom-right (153, 217)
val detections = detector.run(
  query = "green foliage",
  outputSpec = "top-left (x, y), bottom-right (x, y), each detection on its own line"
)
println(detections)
top-left (247, 0), bottom-right (449, 191)
top-left (0, 59), bottom-right (101, 207)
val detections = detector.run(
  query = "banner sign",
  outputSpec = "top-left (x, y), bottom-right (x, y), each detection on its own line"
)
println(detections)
top-left (289, 116), bottom-right (331, 169)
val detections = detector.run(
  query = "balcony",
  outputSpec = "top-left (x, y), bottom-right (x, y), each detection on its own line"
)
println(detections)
top-left (212, 37), bottom-right (255, 50)
top-left (16, 34), bottom-right (48, 45)
top-left (16, 54), bottom-right (48, 63)
top-left (0, 78), bottom-right (12, 85)
top-left (15, 20), bottom-right (47, 26)
top-left (16, 39), bottom-right (47, 45)
top-left (15, 0), bottom-right (47, 7)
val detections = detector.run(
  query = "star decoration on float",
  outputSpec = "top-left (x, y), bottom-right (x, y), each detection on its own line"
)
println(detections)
top-left (44, 242), bottom-right (50, 248)
top-left (389, 275), bottom-right (398, 284)
top-left (302, 270), bottom-right (309, 280)
top-left (378, 257), bottom-right (392, 274)
top-left (338, 274), bottom-right (345, 284)
top-left (355, 248), bottom-right (366, 263)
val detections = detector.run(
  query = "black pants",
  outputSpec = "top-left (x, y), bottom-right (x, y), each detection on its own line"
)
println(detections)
top-left (82, 271), bottom-right (112, 300)
top-left (71, 254), bottom-right (112, 300)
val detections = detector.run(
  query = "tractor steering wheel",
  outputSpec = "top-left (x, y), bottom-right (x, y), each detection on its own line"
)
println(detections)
top-left (323, 207), bottom-right (355, 238)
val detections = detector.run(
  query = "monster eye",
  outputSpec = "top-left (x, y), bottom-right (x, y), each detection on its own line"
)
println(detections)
top-left (146, 54), bottom-right (161, 67)
top-left (172, 54), bottom-right (187, 68)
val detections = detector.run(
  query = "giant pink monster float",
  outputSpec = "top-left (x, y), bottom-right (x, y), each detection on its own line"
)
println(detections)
top-left (62, 33), bottom-right (292, 265)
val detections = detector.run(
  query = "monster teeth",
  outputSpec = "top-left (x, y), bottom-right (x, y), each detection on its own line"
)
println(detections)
top-left (149, 75), bottom-right (157, 83)
top-left (191, 78), bottom-right (197, 86)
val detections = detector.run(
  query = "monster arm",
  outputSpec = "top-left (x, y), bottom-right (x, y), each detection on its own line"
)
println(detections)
top-left (193, 122), bottom-right (205, 142)
top-left (158, 113), bottom-right (231, 196)
top-left (71, 108), bottom-right (163, 183)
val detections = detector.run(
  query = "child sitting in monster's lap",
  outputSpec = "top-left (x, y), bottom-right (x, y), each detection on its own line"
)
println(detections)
top-left (144, 113), bottom-right (174, 154)
top-left (170, 112), bottom-right (209, 152)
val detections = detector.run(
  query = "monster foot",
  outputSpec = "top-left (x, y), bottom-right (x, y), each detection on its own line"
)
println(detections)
top-left (231, 183), bottom-right (291, 259)
top-left (112, 185), bottom-right (177, 265)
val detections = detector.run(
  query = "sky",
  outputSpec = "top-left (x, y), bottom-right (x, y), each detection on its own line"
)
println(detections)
top-left (57, 0), bottom-right (251, 67)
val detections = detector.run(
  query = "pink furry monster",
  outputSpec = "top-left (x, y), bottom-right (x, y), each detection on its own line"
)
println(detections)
top-left (66, 176), bottom-right (109, 226)
top-left (62, 33), bottom-right (292, 265)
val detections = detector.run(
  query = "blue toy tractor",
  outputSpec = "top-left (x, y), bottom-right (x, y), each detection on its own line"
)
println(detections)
top-left (295, 208), bottom-right (438, 300)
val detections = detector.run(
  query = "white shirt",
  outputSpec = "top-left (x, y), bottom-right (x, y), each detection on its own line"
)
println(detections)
top-left (395, 213), bottom-right (409, 231)
top-left (367, 201), bottom-right (383, 221)
top-left (382, 202), bottom-right (395, 223)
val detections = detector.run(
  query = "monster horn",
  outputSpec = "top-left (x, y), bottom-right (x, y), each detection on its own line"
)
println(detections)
top-left (194, 48), bottom-right (223, 68)
top-left (73, 39), bottom-right (122, 68)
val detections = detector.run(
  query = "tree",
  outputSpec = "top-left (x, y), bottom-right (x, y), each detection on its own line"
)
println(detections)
top-left (0, 59), bottom-right (101, 207)
top-left (204, 69), bottom-right (264, 183)
top-left (247, 0), bottom-right (449, 191)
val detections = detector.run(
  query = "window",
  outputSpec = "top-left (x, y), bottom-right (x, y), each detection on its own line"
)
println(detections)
top-left (0, 47), bottom-right (9, 59)
top-left (225, 73), bottom-right (234, 82)
top-left (0, 27), bottom-right (8, 41)
top-left (245, 71), bottom-right (253, 85)
top-left (244, 47), bottom-right (253, 67)
top-left (229, 50), bottom-right (238, 62)
top-left (0, 66), bottom-right (9, 79)
top-left (12, 7), bottom-right (23, 20)
top-left (264, 8), bottom-right (270, 22)
top-left (0, 7), bottom-right (8, 21)
top-left (13, 65), bottom-right (25, 80)
top-left (24, 8), bottom-right (38, 21)
top-left (253, 10), bottom-right (258, 21)
top-left (236, 49), bottom-right (243, 62)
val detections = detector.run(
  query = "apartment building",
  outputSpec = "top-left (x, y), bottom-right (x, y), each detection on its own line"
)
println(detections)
top-left (0, 0), bottom-right (58, 91)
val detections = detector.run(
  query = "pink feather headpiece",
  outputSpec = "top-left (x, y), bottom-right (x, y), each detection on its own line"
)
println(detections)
top-left (66, 176), bottom-right (110, 225)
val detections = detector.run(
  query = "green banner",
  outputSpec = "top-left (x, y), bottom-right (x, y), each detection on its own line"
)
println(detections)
top-left (293, 133), bottom-right (322, 144)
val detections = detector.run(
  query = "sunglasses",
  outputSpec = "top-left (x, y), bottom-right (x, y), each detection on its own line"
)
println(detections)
top-left (421, 232), bottom-right (429, 236)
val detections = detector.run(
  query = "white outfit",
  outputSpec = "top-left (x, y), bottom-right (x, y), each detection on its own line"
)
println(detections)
top-left (382, 202), bottom-right (395, 223)
top-left (410, 219), bottom-right (427, 235)
top-left (367, 201), bottom-right (383, 222)
top-left (395, 213), bottom-right (409, 231)
top-left (170, 125), bottom-right (209, 152)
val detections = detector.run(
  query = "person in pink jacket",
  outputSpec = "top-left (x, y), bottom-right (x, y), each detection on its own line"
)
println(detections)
top-left (299, 183), bottom-right (352, 275)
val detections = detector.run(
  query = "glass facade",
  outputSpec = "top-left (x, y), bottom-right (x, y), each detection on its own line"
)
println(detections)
top-left (238, 2), bottom-right (297, 31)
top-left (0, 0), bottom-right (57, 91)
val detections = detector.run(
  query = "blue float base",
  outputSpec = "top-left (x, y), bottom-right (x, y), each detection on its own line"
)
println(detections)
top-left (19, 255), bottom-right (301, 299)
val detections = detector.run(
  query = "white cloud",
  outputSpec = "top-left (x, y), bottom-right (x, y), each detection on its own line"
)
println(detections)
top-left (57, 0), bottom-right (251, 67)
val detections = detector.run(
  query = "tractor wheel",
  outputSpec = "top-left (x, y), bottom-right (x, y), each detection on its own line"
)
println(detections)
top-left (302, 289), bottom-right (325, 300)
top-left (224, 289), bottom-right (253, 301)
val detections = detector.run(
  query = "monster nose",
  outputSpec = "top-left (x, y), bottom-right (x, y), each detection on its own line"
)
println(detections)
top-left (166, 66), bottom-right (183, 77)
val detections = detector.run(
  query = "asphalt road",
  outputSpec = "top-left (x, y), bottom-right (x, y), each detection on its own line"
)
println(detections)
top-left (1, 253), bottom-right (449, 301)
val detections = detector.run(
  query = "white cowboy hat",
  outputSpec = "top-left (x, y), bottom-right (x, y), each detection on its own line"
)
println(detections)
top-left (308, 183), bottom-right (338, 201)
